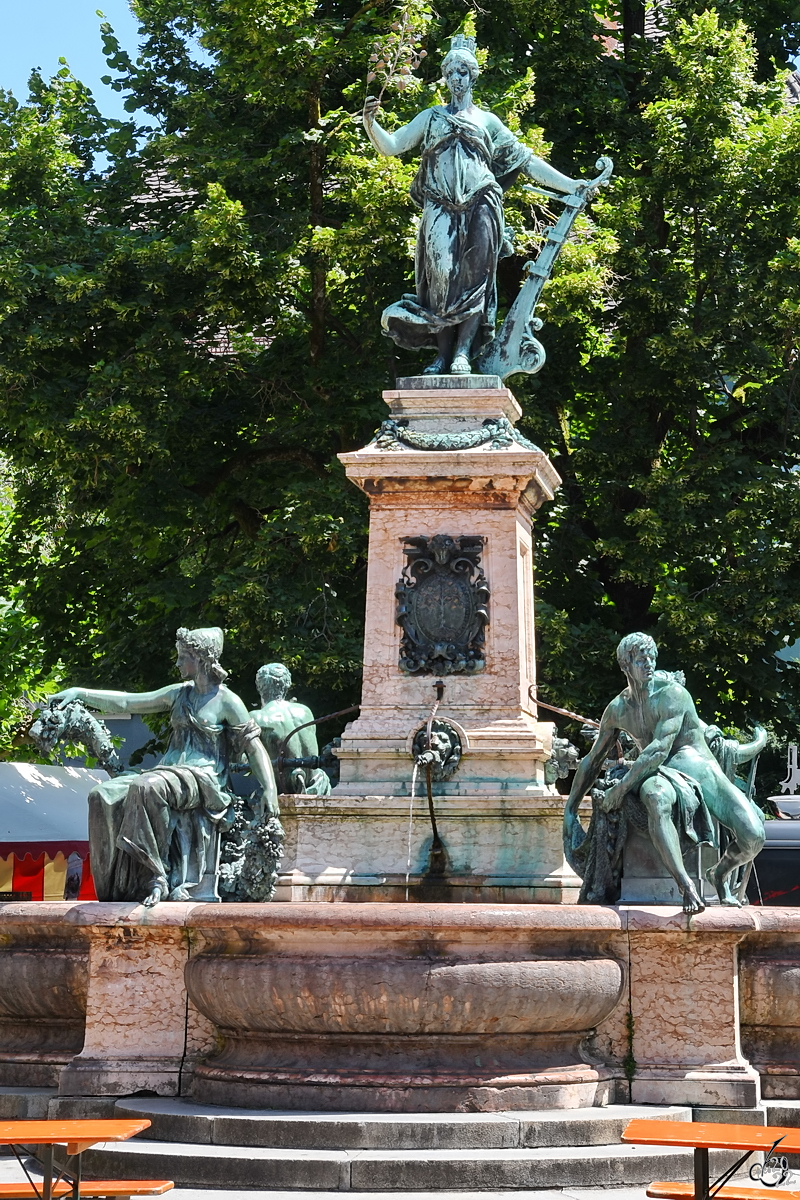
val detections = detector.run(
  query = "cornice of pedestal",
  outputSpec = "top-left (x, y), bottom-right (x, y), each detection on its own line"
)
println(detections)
top-left (338, 445), bottom-right (562, 513)
top-left (381, 383), bottom-right (522, 432)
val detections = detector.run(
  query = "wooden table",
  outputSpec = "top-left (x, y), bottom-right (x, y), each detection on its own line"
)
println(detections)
top-left (0, 1120), bottom-right (151, 1200)
top-left (623, 1118), bottom-right (800, 1200)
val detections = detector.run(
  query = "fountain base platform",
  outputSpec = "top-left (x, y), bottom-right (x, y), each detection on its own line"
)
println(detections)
top-left (0, 901), bottom-right (788, 1111)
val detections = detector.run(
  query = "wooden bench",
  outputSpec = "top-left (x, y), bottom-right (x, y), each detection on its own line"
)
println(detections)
top-left (0, 1182), bottom-right (173, 1199)
top-left (624, 1117), bottom-right (800, 1200)
top-left (648, 1184), bottom-right (800, 1200)
top-left (0, 1117), bottom-right (167, 1200)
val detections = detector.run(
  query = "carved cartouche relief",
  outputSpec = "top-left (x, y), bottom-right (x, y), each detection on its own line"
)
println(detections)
top-left (396, 534), bottom-right (489, 675)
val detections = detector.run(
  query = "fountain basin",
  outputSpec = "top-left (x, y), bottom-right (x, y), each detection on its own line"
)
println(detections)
top-left (0, 925), bottom-right (88, 1085)
top-left (740, 920), bottom-right (800, 1098)
top-left (185, 905), bottom-right (625, 1111)
top-left (186, 956), bottom-right (622, 1035)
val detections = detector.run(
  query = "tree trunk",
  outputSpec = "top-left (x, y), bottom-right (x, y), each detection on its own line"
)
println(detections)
top-left (623, 0), bottom-right (646, 54)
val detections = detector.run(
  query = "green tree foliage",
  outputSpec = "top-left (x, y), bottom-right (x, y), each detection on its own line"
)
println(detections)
top-left (0, 465), bottom-right (63, 758)
top-left (531, 9), bottom-right (800, 743)
top-left (0, 0), bottom-right (799, 758)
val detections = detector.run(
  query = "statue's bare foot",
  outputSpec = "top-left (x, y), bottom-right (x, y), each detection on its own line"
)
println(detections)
top-left (423, 355), bottom-right (449, 375)
top-left (705, 864), bottom-right (742, 907)
top-left (142, 878), bottom-right (167, 907)
top-left (681, 882), bottom-right (705, 915)
top-left (450, 353), bottom-right (471, 375)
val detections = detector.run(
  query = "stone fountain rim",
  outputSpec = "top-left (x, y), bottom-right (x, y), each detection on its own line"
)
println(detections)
top-left (0, 900), bottom-right (788, 934)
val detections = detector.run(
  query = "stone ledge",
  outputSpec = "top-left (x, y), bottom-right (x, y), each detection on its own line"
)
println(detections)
top-left (284, 795), bottom-right (565, 814)
top-left (0, 900), bottom-right (790, 931)
top-left (388, 375), bottom-right (507, 392)
top-left (381, 382), bottom-right (520, 433)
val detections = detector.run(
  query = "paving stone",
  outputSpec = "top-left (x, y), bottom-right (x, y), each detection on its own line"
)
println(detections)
top-left (116, 1099), bottom-right (215, 1146)
top-left (115, 1097), bottom-right (688, 1152)
top-left (348, 1144), bottom-right (699, 1192)
top-left (48, 1097), bottom-right (121, 1121)
top-left (765, 1102), bottom-right (800, 1127)
top-left (564, 1189), bottom-right (649, 1200)
top-left (215, 1111), bottom-right (522, 1152)
top-left (118, 1098), bottom-right (523, 1150)
top-left (171, 1193), bottom-right (574, 1200)
top-left (82, 1138), bottom-right (707, 1192)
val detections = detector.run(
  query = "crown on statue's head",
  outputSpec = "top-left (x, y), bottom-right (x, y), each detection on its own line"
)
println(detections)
top-left (450, 33), bottom-right (477, 54)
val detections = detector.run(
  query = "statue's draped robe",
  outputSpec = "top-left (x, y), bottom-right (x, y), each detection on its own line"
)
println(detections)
top-left (88, 685), bottom-right (260, 901)
top-left (568, 765), bottom-right (716, 905)
top-left (381, 107), bottom-right (530, 354)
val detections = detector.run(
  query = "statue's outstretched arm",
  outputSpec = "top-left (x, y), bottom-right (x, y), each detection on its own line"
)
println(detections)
top-left (736, 724), bottom-right (768, 764)
top-left (362, 98), bottom-right (427, 157)
top-left (525, 153), bottom-right (582, 196)
top-left (52, 683), bottom-right (178, 715)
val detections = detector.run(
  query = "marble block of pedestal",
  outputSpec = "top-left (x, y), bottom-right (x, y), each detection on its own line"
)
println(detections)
top-left (625, 908), bottom-right (760, 1109)
top-left (619, 826), bottom-right (718, 905)
top-left (274, 791), bottom-right (581, 903)
top-left (58, 911), bottom-right (198, 1098)
top-left (740, 911), bottom-right (800, 1099)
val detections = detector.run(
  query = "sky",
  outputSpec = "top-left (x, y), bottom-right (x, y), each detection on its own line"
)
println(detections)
top-left (0, 0), bottom-right (141, 120)
top-left (0, 0), bottom-right (797, 122)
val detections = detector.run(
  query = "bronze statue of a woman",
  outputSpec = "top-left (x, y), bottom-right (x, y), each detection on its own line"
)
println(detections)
top-left (54, 627), bottom-right (278, 906)
top-left (363, 33), bottom-right (589, 376)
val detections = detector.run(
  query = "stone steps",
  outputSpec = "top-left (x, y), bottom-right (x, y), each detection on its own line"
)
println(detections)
top-left (77, 1137), bottom-right (725, 1192)
top-left (7, 1090), bottom-right (796, 1192)
top-left (0, 1089), bottom-right (55, 1122)
top-left (114, 1098), bottom-right (693, 1150)
top-left (51, 1100), bottom-right (737, 1191)
top-left (765, 1100), bottom-right (800, 1125)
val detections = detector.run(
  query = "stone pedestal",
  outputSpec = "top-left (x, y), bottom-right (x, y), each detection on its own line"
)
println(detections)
top-left (335, 379), bottom-right (561, 796)
top-left (282, 379), bottom-right (571, 900)
top-left (619, 827), bottom-right (716, 905)
top-left (57, 906), bottom-right (195, 1098)
top-left (740, 911), bottom-right (800, 1098)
